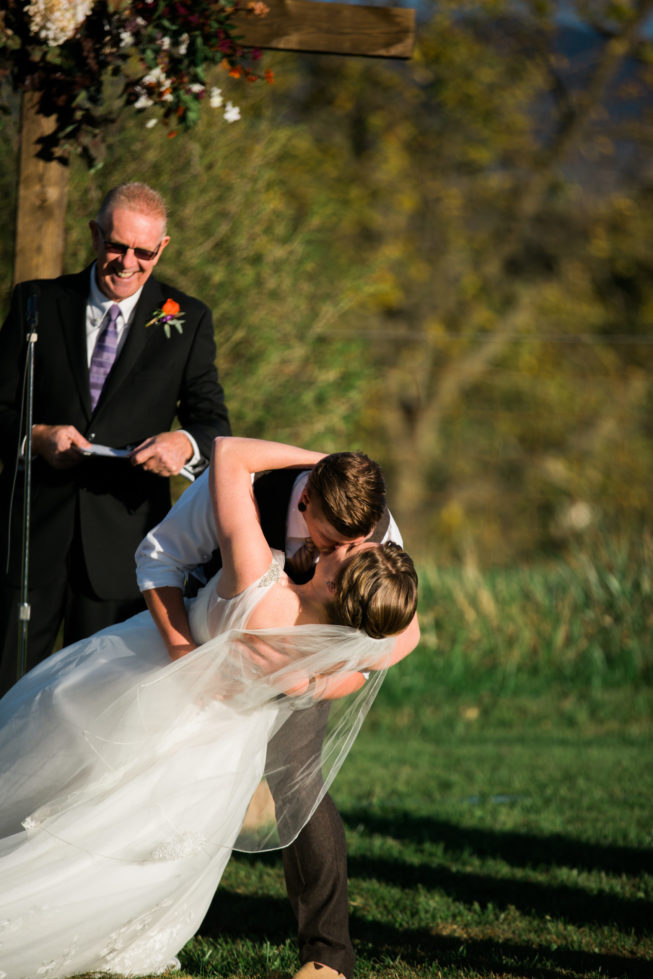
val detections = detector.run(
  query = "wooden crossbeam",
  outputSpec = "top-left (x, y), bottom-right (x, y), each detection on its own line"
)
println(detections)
top-left (234, 0), bottom-right (415, 58)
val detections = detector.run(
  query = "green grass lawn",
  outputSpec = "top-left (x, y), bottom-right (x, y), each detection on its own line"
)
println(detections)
top-left (179, 694), bottom-right (652, 979)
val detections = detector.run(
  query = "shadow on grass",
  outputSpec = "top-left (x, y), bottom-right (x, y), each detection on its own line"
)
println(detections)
top-left (348, 852), bottom-right (651, 933)
top-left (200, 880), bottom-right (295, 942)
top-left (353, 918), bottom-right (653, 979)
top-left (196, 809), bottom-right (653, 976)
top-left (342, 806), bottom-right (653, 876)
top-left (342, 808), bottom-right (652, 934)
top-left (198, 888), bottom-right (651, 979)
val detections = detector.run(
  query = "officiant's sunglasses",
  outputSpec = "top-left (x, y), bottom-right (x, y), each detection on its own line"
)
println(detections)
top-left (97, 227), bottom-right (162, 262)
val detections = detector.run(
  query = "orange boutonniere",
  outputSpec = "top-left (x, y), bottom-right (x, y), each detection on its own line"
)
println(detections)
top-left (145, 298), bottom-right (185, 338)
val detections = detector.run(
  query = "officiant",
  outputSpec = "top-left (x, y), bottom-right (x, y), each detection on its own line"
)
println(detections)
top-left (0, 181), bottom-right (230, 693)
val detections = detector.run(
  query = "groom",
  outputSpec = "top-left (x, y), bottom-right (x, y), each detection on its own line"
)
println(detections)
top-left (136, 449), bottom-right (418, 979)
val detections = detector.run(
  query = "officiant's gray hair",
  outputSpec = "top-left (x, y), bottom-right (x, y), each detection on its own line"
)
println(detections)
top-left (97, 182), bottom-right (168, 233)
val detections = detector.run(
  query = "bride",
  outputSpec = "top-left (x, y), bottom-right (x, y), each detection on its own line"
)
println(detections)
top-left (0, 437), bottom-right (418, 979)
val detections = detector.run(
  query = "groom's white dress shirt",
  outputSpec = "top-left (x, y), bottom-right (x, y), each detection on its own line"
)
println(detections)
top-left (135, 469), bottom-right (401, 593)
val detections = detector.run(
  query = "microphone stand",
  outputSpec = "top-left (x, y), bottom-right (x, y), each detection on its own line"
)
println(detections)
top-left (17, 291), bottom-right (39, 682)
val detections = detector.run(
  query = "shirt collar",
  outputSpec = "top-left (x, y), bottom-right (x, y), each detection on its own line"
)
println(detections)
top-left (88, 263), bottom-right (144, 324)
top-left (286, 471), bottom-right (310, 545)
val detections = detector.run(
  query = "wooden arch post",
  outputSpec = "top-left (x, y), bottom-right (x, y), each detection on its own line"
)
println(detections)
top-left (14, 91), bottom-right (70, 285)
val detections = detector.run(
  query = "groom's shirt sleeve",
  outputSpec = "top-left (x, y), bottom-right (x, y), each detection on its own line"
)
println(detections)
top-left (135, 469), bottom-right (218, 592)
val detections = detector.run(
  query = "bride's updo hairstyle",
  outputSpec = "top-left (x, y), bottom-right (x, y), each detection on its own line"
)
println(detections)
top-left (327, 542), bottom-right (418, 639)
top-left (307, 452), bottom-right (386, 539)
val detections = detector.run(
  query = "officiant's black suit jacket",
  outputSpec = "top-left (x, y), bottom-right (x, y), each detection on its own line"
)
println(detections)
top-left (0, 267), bottom-right (230, 601)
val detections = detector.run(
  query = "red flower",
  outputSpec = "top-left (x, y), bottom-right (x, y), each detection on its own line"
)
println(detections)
top-left (146, 299), bottom-right (185, 338)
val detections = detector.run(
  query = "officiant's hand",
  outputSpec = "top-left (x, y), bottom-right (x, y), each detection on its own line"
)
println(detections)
top-left (32, 424), bottom-right (91, 468)
top-left (130, 431), bottom-right (193, 477)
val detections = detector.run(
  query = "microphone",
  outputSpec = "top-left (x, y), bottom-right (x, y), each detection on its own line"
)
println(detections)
top-left (26, 285), bottom-right (39, 333)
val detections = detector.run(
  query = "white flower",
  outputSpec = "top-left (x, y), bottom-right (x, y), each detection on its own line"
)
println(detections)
top-left (178, 32), bottom-right (190, 55)
top-left (26, 0), bottom-right (93, 46)
top-left (134, 93), bottom-right (154, 110)
top-left (224, 101), bottom-right (241, 123)
top-left (119, 29), bottom-right (134, 48)
top-left (209, 87), bottom-right (223, 108)
top-left (140, 65), bottom-right (175, 103)
top-left (161, 36), bottom-right (171, 50)
top-left (143, 66), bottom-right (168, 87)
top-left (189, 83), bottom-right (204, 95)
top-left (145, 118), bottom-right (158, 128)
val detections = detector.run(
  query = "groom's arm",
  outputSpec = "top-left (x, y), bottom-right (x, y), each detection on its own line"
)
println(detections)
top-left (135, 469), bottom-right (219, 659)
top-left (135, 468), bottom-right (219, 591)
top-left (143, 587), bottom-right (197, 661)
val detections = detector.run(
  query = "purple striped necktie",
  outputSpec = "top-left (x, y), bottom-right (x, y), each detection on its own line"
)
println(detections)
top-left (89, 303), bottom-right (120, 410)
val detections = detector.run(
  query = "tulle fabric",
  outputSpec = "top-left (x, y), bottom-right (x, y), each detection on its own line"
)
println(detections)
top-left (0, 556), bottom-right (392, 978)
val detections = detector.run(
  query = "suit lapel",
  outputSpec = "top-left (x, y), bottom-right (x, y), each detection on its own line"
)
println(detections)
top-left (59, 267), bottom-right (95, 419)
top-left (92, 277), bottom-right (164, 415)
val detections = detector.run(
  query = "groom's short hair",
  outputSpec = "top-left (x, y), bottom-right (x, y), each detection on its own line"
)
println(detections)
top-left (307, 452), bottom-right (386, 539)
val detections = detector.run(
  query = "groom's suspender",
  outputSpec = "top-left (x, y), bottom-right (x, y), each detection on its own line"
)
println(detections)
top-left (183, 469), bottom-right (303, 597)
top-left (183, 468), bottom-right (392, 596)
top-left (253, 468), bottom-right (306, 551)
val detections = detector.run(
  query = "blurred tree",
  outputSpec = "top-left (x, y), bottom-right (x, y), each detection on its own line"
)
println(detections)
top-left (2, 0), bottom-right (652, 563)
top-left (282, 0), bottom-right (653, 561)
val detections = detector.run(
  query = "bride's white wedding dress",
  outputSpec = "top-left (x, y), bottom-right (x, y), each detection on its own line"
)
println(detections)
top-left (0, 553), bottom-right (390, 979)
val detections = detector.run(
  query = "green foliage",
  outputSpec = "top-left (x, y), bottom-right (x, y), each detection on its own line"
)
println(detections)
top-left (0, 0), bottom-right (266, 164)
top-left (2, 1), bottom-right (653, 563)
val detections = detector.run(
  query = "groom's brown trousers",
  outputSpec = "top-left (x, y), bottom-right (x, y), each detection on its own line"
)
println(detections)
top-left (266, 701), bottom-right (353, 978)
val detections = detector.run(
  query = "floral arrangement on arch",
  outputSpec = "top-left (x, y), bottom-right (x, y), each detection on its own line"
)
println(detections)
top-left (0, 0), bottom-right (273, 165)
